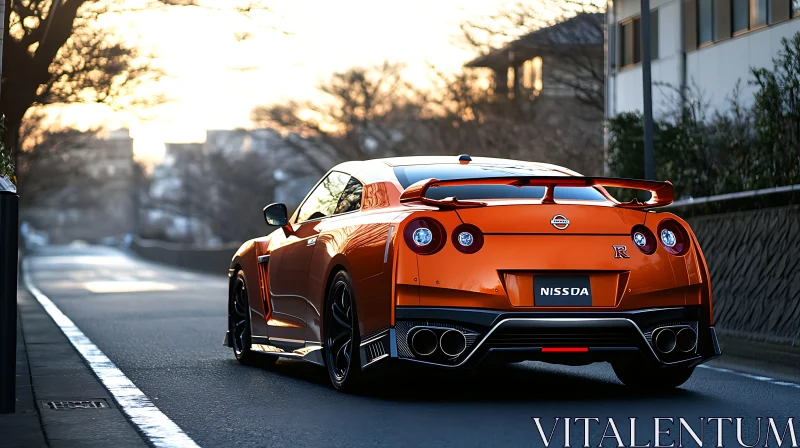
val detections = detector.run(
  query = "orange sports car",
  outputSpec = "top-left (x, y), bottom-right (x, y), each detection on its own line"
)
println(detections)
top-left (224, 155), bottom-right (721, 391)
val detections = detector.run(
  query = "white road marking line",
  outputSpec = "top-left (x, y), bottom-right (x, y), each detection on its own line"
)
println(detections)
top-left (698, 364), bottom-right (800, 389)
top-left (23, 260), bottom-right (200, 448)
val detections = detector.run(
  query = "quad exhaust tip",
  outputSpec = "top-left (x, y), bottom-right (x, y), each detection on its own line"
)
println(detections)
top-left (409, 327), bottom-right (467, 358)
top-left (653, 328), bottom-right (677, 354)
top-left (653, 326), bottom-right (697, 354)
top-left (676, 327), bottom-right (697, 353)
top-left (410, 328), bottom-right (438, 356)
top-left (440, 329), bottom-right (467, 357)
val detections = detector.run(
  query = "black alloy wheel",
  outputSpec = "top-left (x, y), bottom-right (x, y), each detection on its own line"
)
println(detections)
top-left (324, 271), bottom-right (362, 391)
top-left (230, 271), bottom-right (271, 365)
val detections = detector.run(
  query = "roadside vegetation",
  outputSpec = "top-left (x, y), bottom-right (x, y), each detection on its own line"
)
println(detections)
top-left (0, 119), bottom-right (12, 183)
top-left (607, 32), bottom-right (800, 201)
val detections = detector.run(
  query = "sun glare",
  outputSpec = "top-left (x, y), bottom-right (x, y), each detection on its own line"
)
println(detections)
top-left (48, 0), bottom-right (523, 155)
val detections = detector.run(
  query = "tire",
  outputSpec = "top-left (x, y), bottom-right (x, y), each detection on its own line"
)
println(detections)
top-left (612, 361), bottom-right (695, 390)
top-left (230, 271), bottom-right (275, 366)
top-left (323, 270), bottom-right (363, 391)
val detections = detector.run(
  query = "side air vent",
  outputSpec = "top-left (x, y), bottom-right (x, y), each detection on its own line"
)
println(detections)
top-left (360, 332), bottom-right (391, 368)
top-left (257, 263), bottom-right (270, 313)
top-left (364, 339), bottom-right (387, 362)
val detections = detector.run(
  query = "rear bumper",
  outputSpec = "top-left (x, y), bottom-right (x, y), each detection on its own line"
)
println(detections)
top-left (359, 306), bottom-right (721, 370)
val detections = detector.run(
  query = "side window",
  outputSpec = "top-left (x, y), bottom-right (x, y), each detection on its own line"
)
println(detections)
top-left (296, 172), bottom-right (350, 222)
top-left (334, 177), bottom-right (363, 215)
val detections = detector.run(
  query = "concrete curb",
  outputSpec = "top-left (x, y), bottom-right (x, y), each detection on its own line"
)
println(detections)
top-left (717, 332), bottom-right (800, 371)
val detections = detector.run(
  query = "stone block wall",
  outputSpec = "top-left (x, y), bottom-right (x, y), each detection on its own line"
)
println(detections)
top-left (688, 205), bottom-right (800, 344)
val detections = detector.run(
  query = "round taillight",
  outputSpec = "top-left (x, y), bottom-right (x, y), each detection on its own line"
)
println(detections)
top-left (657, 219), bottom-right (689, 255)
top-left (630, 225), bottom-right (657, 255)
top-left (404, 218), bottom-right (446, 255)
top-left (451, 223), bottom-right (484, 254)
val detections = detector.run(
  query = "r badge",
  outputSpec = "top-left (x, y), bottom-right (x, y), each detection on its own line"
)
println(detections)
top-left (613, 245), bottom-right (630, 258)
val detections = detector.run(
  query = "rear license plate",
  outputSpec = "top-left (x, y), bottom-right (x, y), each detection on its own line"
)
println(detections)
top-left (534, 275), bottom-right (592, 306)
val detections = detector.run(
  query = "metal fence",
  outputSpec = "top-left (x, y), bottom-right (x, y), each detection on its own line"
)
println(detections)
top-left (666, 184), bottom-right (800, 217)
top-left (669, 184), bottom-right (800, 207)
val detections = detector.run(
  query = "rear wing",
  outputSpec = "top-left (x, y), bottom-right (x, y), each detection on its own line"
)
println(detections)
top-left (398, 176), bottom-right (674, 210)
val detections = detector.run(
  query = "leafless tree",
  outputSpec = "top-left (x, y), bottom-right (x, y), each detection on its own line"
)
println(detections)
top-left (2, 0), bottom-right (274, 164)
top-left (159, 152), bottom-right (277, 243)
top-left (14, 114), bottom-right (93, 209)
top-left (251, 62), bottom-right (425, 174)
top-left (252, 57), bottom-right (604, 175)
top-left (415, 68), bottom-right (603, 173)
top-left (144, 130), bottom-right (316, 243)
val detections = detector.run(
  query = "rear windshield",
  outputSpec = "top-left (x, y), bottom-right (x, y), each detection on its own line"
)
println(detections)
top-left (392, 164), bottom-right (607, 201)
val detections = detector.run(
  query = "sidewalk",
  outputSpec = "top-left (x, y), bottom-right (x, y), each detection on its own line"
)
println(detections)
top-left (0, 312), bottom-right (47, 447)
top-left (0, 289), bottom-right (147, 447)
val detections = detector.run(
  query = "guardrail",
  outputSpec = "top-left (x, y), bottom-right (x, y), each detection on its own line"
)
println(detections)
top-left (667, 184), bottom-right (800, 208)
top-left (129, 237), bottom-right (240, 274)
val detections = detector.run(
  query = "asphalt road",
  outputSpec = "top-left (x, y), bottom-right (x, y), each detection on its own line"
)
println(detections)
top-left (25, 245), bottom-right (800, 448)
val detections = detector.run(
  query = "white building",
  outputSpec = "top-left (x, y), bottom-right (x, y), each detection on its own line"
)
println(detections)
top-left (606, 0), bottom-right (800, 117)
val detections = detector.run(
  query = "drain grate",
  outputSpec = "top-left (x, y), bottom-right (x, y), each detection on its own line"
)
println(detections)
top-left (42, 399), bottom-right (109, 410)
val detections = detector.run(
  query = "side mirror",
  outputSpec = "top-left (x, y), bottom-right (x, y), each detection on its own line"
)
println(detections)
top-left (263, 203), bottom-right (289, 227)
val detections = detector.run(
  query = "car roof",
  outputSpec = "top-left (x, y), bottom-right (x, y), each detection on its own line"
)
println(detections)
top-left (333, 155), bottom-right (582, 185)
top-left (378, 155), bottom-right (569, 170)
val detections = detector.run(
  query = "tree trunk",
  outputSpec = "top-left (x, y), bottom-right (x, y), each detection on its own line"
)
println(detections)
top-left (1, 0), bottom-right (84, 158)
top-left (1, 0), bottom-right (11, 155)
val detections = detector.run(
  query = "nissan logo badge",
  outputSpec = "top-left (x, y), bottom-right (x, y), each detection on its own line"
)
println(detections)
top-left (550, 215), bottom-right (570, 230)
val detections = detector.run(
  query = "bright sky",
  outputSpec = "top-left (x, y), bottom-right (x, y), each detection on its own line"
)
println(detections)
top-left (49, 0), bottom-right (513, 164)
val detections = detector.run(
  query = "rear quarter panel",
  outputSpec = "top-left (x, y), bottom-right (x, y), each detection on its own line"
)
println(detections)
top-left (656, 212), bottom-right (714, 325)
top-left (307, 209), bottom-right (408, 340)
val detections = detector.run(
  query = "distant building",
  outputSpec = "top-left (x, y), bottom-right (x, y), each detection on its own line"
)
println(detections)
top-left (22, 129), bottom-right (136, 244)
top-left (201, 129), bottom-right (317, 206)
top-left (605, 0), bottom-right (800, 117)
top-left (464, 13), bottom-right (606, 175)
top-left (143, 129), bottom-right (318, 244)
top-left (466, 12), bottom-right (605, 107)
top-left (204, 129), bottom-right (277, 157)
top-left (149, 142), bottom-right (204, 203)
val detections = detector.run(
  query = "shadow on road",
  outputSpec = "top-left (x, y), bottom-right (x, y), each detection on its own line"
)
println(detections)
top-left (238, 355), bottom-right (709, 404)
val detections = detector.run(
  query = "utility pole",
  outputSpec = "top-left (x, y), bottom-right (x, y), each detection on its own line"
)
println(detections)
top-left (640, 0), bottom-right (655, 180)
top-left (0, 179), bottom-right (18, 414)
top-left (0, 0), bottom-right (19, 416)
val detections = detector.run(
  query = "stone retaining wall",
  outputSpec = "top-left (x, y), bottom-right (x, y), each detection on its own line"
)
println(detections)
top-left (687, 205), bottom-right (800, 344)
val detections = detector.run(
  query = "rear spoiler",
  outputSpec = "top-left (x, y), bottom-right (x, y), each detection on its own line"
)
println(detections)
top-left (398, 176), bottom-right (674, 210)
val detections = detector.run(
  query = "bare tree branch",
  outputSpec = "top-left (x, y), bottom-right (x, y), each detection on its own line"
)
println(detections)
top-left (2, 0), bottom-right (277, 165)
